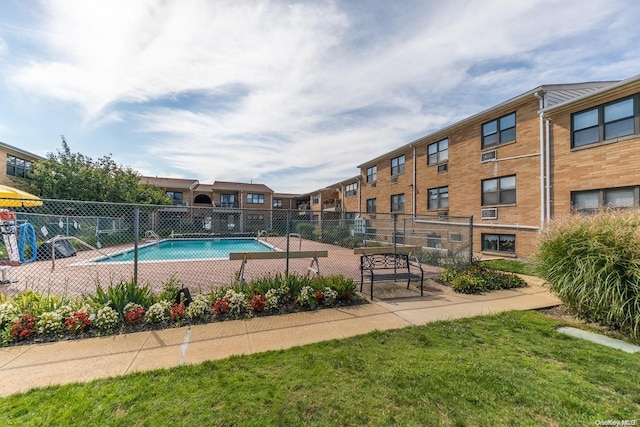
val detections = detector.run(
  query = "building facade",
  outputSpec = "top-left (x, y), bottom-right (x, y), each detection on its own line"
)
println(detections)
top-left (0, 141), bottom-right (44, 187)
top-left (8, 74), bottom-right (640, 259)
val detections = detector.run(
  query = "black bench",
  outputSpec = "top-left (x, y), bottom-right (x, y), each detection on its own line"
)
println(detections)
top-left (359, 252), bottom-right (424, 300)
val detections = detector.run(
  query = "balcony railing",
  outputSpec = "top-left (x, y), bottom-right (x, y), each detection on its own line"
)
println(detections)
top-left (215, 201), bottom-right (240, 208)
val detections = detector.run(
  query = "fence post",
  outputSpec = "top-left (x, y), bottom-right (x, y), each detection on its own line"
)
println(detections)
top-left (468, 215), bottom-right (474, 263)
top-left (392, 213), bottom-right (397, 255)
top-left (285, 209), bottom-right (291, 276)
top-left (133, 206), bottom-right (139, 286)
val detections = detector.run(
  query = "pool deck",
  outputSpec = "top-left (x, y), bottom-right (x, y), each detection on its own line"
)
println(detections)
top-left (0, 237), bottom-right (366, 296)
top-left (0, 275), bottom-right (561, 397)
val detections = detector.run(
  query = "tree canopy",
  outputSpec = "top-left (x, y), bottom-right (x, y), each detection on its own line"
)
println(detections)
top-left (27, 138), bottom-right (170, 204)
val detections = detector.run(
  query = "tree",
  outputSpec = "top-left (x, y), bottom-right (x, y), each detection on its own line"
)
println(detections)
top-left (27, 137), bottom-right (170, 204)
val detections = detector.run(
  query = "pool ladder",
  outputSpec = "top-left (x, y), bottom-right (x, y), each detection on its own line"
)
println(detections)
top-left (144, 230), bottom-right (161, 241)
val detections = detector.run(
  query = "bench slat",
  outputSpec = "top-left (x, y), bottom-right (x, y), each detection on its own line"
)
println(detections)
top-left (229, 250), bottom-right (328, 260)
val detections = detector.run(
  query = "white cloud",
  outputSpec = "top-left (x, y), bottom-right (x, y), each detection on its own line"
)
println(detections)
top-left (2, 0), bottom-right (640, 192)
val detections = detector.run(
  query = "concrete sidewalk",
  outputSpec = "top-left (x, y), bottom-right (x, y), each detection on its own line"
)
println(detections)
top-left (0, 276), bottom-right (560, 397)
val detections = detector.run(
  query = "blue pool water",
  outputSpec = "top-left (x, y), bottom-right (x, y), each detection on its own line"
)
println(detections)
top-left (96, 238), bottom-right (274, 263)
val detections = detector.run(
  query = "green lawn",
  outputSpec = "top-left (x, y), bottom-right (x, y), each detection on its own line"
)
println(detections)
top-left (479, 258), bottom-right (531, 275)
top-left (1, 311), bottom-right (638, 426)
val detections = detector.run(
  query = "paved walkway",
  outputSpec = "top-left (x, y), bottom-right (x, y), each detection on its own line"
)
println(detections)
top-left (0, 275), bottom-right (560, 397)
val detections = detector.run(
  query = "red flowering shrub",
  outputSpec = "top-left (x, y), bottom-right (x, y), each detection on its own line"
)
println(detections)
top-left (249, 294), bottom-right (266, 313)
top-left (171, 303), bottom-right (186, 321)
top-left (124, 307), bottom-right (146, 325)
top-left (212, 297), bottom-right (230, 316)
top-left (315, 290), bottom-right (325, 305)
top-left (65, 311), bottom-right (91, 333)
top-left (10, 313), bottom-right (36, 341)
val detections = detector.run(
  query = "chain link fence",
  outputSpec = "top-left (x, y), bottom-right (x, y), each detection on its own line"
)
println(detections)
top-left (0, 198), bottom-right (472, 297)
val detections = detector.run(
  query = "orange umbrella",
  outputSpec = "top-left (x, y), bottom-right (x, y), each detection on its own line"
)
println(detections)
top-left (0, 185), bottom-right (42, 207)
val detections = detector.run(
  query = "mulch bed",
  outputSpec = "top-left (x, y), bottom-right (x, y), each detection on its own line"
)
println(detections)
top-left (5, 297), bottom-right (369, 348)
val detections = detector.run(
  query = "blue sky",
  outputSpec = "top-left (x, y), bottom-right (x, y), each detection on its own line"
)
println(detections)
top-left (0, 0), bottom-right (639, 193)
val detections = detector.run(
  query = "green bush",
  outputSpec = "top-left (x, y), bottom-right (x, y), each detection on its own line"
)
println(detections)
top-left (531, 209), bottom-right (640, 338)
top-left (295, 222), bottom-right (316, 240)
top-left (442, 262), bottom-right (526, 294)
top-left (89, 280), bottom-right (155, 316)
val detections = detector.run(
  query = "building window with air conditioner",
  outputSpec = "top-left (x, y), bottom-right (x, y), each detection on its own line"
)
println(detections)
top-left (427, 138), bottom-right (448, 165)
top-left (391, 155), bottom-right (405, 176)
top-left (366, 166), bottom-right (377, 183)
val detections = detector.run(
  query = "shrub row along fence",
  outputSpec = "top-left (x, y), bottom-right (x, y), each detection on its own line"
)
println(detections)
top-left (0, 198), bottom-right (472, 297)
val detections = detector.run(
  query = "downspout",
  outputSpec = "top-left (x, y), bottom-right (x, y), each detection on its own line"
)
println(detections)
top-left (545, 118), bottom-right (551, 222)
top-left (534, 91), bottom-right (545, 230)
top-left (357, 177), bottom-right (362, 215)
top-left (412, 145), bottom-right (417, 217)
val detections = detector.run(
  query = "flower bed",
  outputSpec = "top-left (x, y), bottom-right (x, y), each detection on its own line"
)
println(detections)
top-left (0, 273), bottom-right (363, 347)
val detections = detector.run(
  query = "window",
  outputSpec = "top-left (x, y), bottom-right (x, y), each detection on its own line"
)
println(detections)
top-left (428, 186), bottom-right (449, 210)
top-left (220, 194), bottom-right (236, 207)
top-left (312, 194), bottom-right (319, 204)
top-left (272, 199), bottom-right (283, 208)
top-left (482, 234), bottom-right (515, 253)
top-left (427, 232), bottom-right (442, 248)
top-left (345, 182), bottom-right (357, 197)
top-left (246, 193), bottom-right (264, 204)
top-left (391, 155), bottom-right (405, 176)
top-left (366, 198), bottom-right (377, 214)
top-left (482, 112), bottom-right (516, 148)
top-left (166, 191), bottom-right (183, 205)
top-left (572, 186), bottom-right (639, 213)
top-left (391, 194), bottom-right (405, 212)
top-left (427, 138), bottom-right (448, 165)
top-left (6, 155), bottom-right (33, 178)
top-left (572, 96), bottom-right (637, 147)
top-left (366, 166), bottom-right (377, 183)
top-left (482, 175), bottom-right (516, 206)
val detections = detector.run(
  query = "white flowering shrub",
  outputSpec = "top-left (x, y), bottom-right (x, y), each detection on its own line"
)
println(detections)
top-left (93, 306), bottom-right (120, 330)
top-left (297, 285), bottom-right (316, 308)
top-left (265, 285), bottom-right (289, 311)
top-left (36, 311), bottom-right (65, 334)
top-left (57, 297), bottom-right (93, 319)
top-left (322, 287), bottom-right (338, 306)
top-left (0, 302), bottom-right (19, 328)
top-left (186, 294), bottom-right (210, 320)
top-left (225, 289), bottom-right (247, 317)
top-left (145, 301), bottom-right (172, 324)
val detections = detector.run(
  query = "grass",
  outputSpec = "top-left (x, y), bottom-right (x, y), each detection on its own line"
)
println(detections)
top-left (1, 311), bottom-right (638, 426)
top-left (479, 258), bottom-right (530, 275)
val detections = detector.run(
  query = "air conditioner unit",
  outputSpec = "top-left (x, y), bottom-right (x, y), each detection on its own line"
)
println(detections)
top-left (481, 208), bottom-right (498, 220)
top-left (481, 150), bottom-right (497, 163)
top-left (391, 176), bottom-right (398, 184)
top-left (437, 163), bottom-right (448, 173)
top-left (370, 182), bottom-right (377, 188)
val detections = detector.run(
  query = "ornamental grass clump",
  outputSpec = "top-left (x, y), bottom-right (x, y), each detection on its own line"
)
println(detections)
top-left (531, 208), bottom-right (640, 338)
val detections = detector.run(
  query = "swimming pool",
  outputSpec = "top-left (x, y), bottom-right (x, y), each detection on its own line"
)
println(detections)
top-left (95, 238), bottom-right (275, 263)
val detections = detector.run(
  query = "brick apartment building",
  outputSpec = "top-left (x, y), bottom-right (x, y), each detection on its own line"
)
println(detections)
top-left (4, 74), bottom-right (639, 258)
